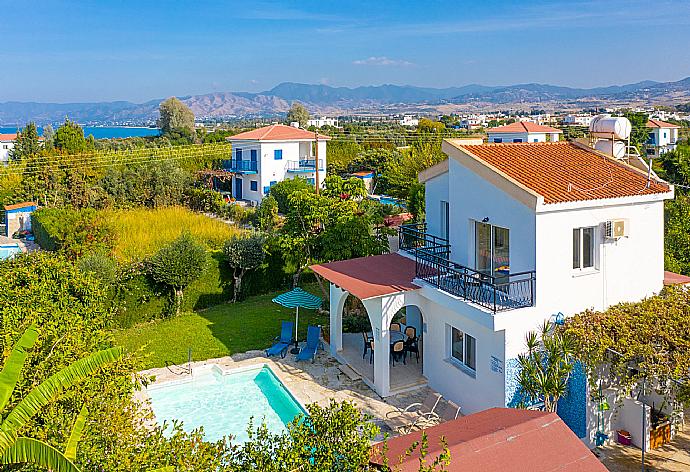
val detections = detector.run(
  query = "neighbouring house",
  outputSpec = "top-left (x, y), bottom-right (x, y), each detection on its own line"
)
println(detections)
top-left (646, 119), bottom-right (680, 158)
top-left (400, 115), bottom-right (419, 127)
top-left (563, 114), bottom-right (593, 127)
top-left (350, 170), bottom-right (376, 194)
top-left (3, 202), bottom-right (37, 237)
top-left (370, 408), bottom-right (606, 471)
top-left (225, 124), bottom-right (329, 205)
top-left (486, 122), bottom-right (562, 143)
top-left (312, 138), bottom-right (673, 448)
top-left (0, 133), bottom-right (16, 164)
top-left (307, 116), bottom-right (338, 128)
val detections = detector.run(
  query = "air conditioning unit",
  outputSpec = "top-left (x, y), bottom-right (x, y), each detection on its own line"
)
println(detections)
top-left (604, 219), bottom-right (628, 239)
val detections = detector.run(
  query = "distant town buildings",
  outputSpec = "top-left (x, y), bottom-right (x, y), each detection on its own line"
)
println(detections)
top-left (486, 122), bottom-right (563, 143)
top-left (563, 114), bottom-right (593, 127)
top-left (399, 115), bottom-right (419, 127)
top-left (307, 116), bottom-right (338, 128)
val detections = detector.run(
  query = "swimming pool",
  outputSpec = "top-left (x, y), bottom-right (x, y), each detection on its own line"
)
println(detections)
top-left (0, 244), bottom-right (21, 260)
top-left (146, 364), bottom-right (306, 443)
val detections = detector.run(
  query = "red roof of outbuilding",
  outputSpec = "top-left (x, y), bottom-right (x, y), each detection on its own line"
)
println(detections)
top-left (371, 408), bottom-right (607, 472)
top-left (4, 201), bottom-right (37, 211)
top-left (487, 122), bottom-right (562, 134)
top-left (310, 253), bottom-right (417, 300)
top-left (664, 270), bottom-right (690, 286)
top-left (457, 141), bottom-right (671, 204)
top-left (0, 133), bottom-right (17, 141)
top-left (228, 124), bottom-right (331, 141)
top-left (647, 119), bottom-right (680, 129)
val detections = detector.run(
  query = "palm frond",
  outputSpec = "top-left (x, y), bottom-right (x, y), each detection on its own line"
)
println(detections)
top-left (0, 437), bottom-right (81, 472)
top-left (0, 347), bottom-right (122, 447)
top-left (65, 404), bottom-right (88, 460)
top-left (0, 325), bottom-right (39, 412)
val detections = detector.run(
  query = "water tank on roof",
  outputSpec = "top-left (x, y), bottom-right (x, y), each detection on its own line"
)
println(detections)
top-left (594, 139), bottom-right (627, 159)
top-left (589, 114), bottom-right (631, 140)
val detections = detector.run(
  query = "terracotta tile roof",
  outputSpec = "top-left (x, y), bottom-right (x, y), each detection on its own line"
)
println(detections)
top-left (647, 119), bottom-right (680, 129)
top-left (458, 141), bottom-right (671, 204)
top-left (4, 201), bottom-right (37, 211)
top-left (0, 133), bottom-right (17, 141)
top-left (310, 253), bottom-right (417, 300)
top-left (664, 270), bottom-right (690, 286)
top-left (371, 408), bottom-right (607, 472)
top-left (487, 122), bottom-right (562, 134)
top-left (228, 124), bottom-right (331, 141)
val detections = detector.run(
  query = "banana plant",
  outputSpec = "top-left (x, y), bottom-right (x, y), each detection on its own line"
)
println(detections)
top-left (0, 324), bottom-right (123, 471)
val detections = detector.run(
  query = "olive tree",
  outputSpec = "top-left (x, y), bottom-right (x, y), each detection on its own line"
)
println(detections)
top-left (286, 102), bottom-right (309, 128)
top-left (149, 232), bottom-right (207, 315)
top-left (224, 233), bottom-right (266, 302)
top-left (158, 97), bottom-right (195, 137)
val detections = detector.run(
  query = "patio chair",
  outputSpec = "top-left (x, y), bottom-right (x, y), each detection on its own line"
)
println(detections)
top-left (390, 322), bottom-right (402, 332)
top-left (417, 399), bottom-right (461, 429)
top-left (296, 325), bottom-right (321, 363)
top-left (367, 339), bottom-right (374, 364)
top-left (404, 326), bottom-right (416, 339)
top-left (265, 320), bottom-right (294, 358)
top-left (385, 392), bottom-right (443, 434)
top-left (362, 331), bottom-right (373, 360)
top-left (404, 333), bottom-right (420, 364)
top-left (390, 340), bottom-right (406, 366)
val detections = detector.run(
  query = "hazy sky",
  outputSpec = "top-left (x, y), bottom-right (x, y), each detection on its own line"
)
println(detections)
top-left (2, 0), bottom-right (690, 102)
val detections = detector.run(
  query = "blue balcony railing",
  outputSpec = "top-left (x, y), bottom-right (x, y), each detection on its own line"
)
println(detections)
top-left (399, 224), bottom-right (535, 313)
top-left (222, 159), bottom-right (258, 173)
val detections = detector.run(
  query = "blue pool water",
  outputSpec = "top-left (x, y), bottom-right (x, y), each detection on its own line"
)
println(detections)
top-left (0, 244), bottom-right (21, 260)
top-left (146, 365), bottom-right (306, 443)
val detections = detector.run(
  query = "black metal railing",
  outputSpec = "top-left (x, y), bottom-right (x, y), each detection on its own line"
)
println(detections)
top-left (222, 159), bottom-right (258, 172)
top-left (399, 223), bottom-right (535, 313)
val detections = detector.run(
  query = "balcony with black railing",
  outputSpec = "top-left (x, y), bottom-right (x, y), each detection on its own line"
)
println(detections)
top-left (399, 224), bottom-right (535, 313)
top-left (222, 159), bottom-right (258, 173)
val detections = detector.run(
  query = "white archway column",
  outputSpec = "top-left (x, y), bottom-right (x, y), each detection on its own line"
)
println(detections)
top-left (363, 293), bottom-right (405, 397)
top-left (329, 284), bottom-right (348, 354)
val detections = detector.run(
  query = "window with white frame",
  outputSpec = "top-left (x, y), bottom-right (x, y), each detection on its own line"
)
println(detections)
top-left (573, 226), bottom-right (596, 270)
top-left (450, 326), bottom-right (476, 371)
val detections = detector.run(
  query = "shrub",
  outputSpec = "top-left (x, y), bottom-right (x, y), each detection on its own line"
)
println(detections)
top-left (31, 207), bottom-right (113, 258)
top-left (77, 249), bottom-right (118, 287)
top-left (268, 177), bottom-right (313, 213)
top-left (149, 232), bottom-right (207, 315)
top-left (185, 187), bottom-right (226, 213)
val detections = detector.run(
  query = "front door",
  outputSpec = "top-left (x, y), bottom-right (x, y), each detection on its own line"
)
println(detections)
top-left (234, 177), bottom-right (243, 200)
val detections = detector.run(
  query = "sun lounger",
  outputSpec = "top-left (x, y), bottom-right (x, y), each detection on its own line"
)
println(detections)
top-left (265, 320), bottom-right (294, 358)
top-left (385, 392), bottom-right (442, 434)
top-left (296, 325), bottom-right (321, 362)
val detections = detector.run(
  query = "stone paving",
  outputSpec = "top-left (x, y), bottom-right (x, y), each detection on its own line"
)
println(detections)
top-left (136, 346), bottom-right (437, 439)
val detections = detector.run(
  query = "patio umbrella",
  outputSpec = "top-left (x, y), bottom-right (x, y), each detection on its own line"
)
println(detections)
top-left (272, 287), bottom-right (323, 354)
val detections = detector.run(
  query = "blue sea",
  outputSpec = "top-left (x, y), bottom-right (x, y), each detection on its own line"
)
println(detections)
top-left (0, 126), bottom-right (160, 139)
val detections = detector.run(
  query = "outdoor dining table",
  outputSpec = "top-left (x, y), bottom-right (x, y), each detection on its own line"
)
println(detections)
top-left (367, 327), bottom-right (407, 345)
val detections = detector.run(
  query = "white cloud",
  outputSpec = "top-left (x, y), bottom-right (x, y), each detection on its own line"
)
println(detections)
top-left (353, 56), bottom-right (414, 67)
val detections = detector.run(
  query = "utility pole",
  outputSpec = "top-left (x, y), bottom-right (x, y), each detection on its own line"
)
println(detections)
top-left (314, 130), bottom-right (320, 195)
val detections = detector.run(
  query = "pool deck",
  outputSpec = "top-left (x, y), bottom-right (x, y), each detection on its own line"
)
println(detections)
top-left (0, 235), bottom-right (38, 253)
top-left (136, 345), bottom-right (447, 439)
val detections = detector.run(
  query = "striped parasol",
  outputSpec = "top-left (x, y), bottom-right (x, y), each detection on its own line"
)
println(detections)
top-left (272, 287), bottom-right (322, 353)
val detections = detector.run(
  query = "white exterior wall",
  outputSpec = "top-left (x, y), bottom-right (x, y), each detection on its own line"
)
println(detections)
top-left (230, 139), bottom-right (326, 204)
top-left (487, 132), bottom-right (559, 143)
top-left (424, 172), bottom-right (449, 239)
top-left (0, 141), bottom-right (14, 164)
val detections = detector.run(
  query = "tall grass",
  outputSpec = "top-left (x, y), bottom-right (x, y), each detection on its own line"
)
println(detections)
top-left (105, 206), bottom-right (242, 262)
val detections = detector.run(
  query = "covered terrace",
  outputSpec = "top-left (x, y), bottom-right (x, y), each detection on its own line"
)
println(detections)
top-left (312, 253), bottom-right (426, 397)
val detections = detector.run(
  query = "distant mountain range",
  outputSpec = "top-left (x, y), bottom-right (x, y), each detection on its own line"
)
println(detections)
top-left (2, 77), bottom-right (690, 125)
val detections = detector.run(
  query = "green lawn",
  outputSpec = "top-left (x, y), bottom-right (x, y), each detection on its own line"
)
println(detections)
top-left (113, 288), bottom-right (328, 369)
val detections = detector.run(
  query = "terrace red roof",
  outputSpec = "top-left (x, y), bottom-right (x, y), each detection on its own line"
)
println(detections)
top-left (664, 270), bottom-right (690, 286)
top-left (228, 124), bottom-right (330, 141)
top-left (371, 408), bottom-right (606, 472)
top-left (310, 253), bottom-right (418, 300)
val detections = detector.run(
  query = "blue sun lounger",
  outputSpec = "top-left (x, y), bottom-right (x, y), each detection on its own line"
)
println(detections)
top-left (296, 325), bottom-right (321, 363)
top-left (265, 321), bottom-right (294, 358)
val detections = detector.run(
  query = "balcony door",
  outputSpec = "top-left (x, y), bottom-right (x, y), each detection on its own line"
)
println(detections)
top-left (475, 222), bottom-right (510, 279)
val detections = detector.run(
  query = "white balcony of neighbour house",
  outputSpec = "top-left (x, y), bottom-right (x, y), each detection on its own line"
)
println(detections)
top-left (285, 157), bottom-right (325, 173)
top-left (398, 223), bottom-right (536, 314)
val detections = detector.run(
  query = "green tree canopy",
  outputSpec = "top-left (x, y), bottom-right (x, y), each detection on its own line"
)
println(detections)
top-left (158, 97), bottom-right (195, 137)
top-left (8, 122), bottom-right (41, 161)
top-left (268, 177), bottom-right (314, 213)
top-left (149, 232), bottom-right (207, 315)
top-left (224, 233), bottom-right (266, 302)
top-left (54, 119), bottom-right (94, 154)
top-left (286, 102), bottom-right (310, 128)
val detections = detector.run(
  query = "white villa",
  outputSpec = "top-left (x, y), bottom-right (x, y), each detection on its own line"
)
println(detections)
top-left (225, 124), bottom-right (328, 204)
top-left (313, 138), bottom-right (674, 447)
top-left (0, 133), bottom-right (16, 164)
top-left (487, 122), bottom-right (562, 143)
top-left (646, 119), bottom-right (680, 158)
top-left (307, 116), bottom-right (338, 128)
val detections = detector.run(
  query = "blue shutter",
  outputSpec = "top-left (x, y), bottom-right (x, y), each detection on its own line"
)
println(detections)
top-left (236, 148), bottom-right (242, 160)
top-left (274, 149), bottom-right (283, 160)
